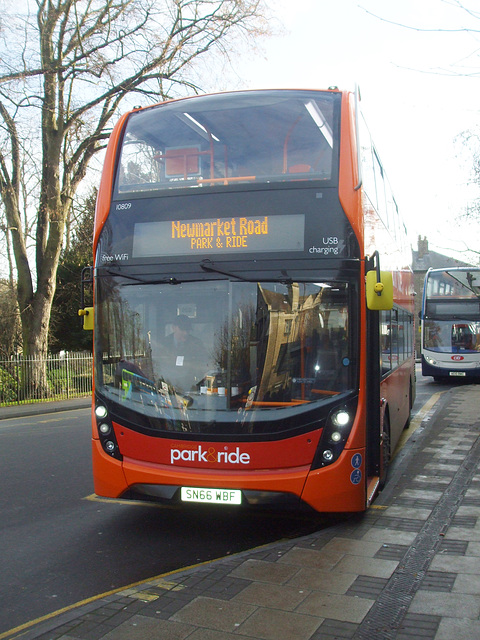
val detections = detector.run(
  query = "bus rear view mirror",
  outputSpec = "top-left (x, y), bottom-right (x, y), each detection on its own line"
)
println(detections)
top-left (78, 307), bottom-right (94, 330)
top-left (366, 270), bottom-right (393, 311)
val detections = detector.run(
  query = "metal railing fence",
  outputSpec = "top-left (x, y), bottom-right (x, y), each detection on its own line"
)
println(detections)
top-left (0, 352), bottom-right (92, 406)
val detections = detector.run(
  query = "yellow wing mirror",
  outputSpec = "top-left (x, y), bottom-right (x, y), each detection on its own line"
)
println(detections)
top-left (366, 270), bottom-right (393, 311)
top-left (78, 307), bottom-right (94, 331)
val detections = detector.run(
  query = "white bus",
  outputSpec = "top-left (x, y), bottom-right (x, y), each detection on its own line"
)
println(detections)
top-left (421, 267), bottom-right (480, 381)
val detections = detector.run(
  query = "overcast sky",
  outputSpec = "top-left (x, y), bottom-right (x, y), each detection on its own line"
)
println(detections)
top-left (226, 0), bottom-right (480, 262)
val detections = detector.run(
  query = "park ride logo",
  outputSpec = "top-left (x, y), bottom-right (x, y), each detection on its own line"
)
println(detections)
top-left (170, 444), bottom-right (251, 466)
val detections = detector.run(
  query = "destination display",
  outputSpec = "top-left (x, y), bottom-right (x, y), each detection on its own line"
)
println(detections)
top-left (132, 213), bottom-right (305, 257)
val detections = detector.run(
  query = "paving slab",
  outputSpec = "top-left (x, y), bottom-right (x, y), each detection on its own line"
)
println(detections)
top-left (277, 547), bottom-right (344, 570)
top-left (334, 554), bottom-right (399, 578)
top-left (435, 617), bottom-right (480, 640)
top-left (235, 607), bottom-right (323, 640)
top-left (320, 537), bottom-right (383, 558)
top-left (170, 596), bottom-right (256, 632)
top-left (229, 558), bottom-right (299, 584)
top-left (452, 573), bottom-right (480, 595)
top-left (296, 591), bottom-right (374, 623)
top-left (409, 591), bottom-right (480, 619)
top-left (285, 567), bottom-right (356, 593)
top-left (429, 554), bottom-right (480, 575)
top-left (232, 581), bottom-right (310, 610)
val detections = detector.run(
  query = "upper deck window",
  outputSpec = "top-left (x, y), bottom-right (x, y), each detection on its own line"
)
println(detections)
top-left (114, 90), bottom-right (340, 195)
top-left (426, 269), bottom-right (480, 300)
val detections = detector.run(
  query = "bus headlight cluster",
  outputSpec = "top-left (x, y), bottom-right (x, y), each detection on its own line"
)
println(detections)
top-left (311, 399), bottom-right (357, 470)
top-left (95, 403), bottom-right (122, 460)
top-left (424, 355), bottom-right (437, 366)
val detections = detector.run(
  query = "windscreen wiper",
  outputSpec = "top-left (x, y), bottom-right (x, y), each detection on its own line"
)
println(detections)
top-left (200, 260), bottom-right (294, 285)
top-left (199, 259), bottom-right (250, 281)
top-left (98, 267), bottom-right (182, 285)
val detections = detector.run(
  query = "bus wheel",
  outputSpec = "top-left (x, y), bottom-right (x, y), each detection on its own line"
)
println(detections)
top-left (379, 414), bottom-right (391, 490)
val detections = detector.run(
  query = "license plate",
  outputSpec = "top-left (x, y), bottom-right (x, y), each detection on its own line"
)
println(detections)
top-left (449, 372), bottom-right (466, 377)
top-left (181, 487), bottom-right (242, 505)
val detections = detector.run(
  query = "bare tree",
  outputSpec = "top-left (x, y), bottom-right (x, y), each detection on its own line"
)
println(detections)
top-left (0, 0), bottom-right (270, 396)
top-left (363, 0), bottom-right (480, 77)
top-left (454, 128), bottom-right (480, 261)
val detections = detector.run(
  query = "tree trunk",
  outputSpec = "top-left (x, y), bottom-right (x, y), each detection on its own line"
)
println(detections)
top-left (20, 289), bottom-right (54, 398)
top-left (18, 206), bottom-right (64, 398)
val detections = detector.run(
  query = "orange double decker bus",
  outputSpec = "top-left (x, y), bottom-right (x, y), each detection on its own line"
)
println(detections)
top-left (81, 88), bottom-right (415, 512)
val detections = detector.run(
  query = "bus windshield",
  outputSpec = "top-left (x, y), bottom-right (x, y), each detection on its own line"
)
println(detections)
top-left (95, 277), bottom-right (357, 435)
top-left (423, 320), bottom-right (480, 353)
top-left (114, 90), bottom-right (339, 194)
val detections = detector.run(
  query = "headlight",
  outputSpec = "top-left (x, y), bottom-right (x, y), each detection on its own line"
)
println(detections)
top-left (331, 410), bottom-right (350, 428)
top-left (311, 398), bottom-right (358, 470)
top-left (95, 405), bottom-right (108, 418)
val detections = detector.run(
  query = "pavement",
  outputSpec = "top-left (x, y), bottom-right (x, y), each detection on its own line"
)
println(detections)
top-left (2, 383), bottom-right (480, 640)
top-left (0, 397), bottom-right (91, 421)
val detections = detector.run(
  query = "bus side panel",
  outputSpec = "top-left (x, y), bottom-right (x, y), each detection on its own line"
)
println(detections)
top-left (92, 439), bottom-right (129, 497)
top-left (301, 448), bottom-right (366, 512)
top-left (380, 360), bottom-right (413, 448)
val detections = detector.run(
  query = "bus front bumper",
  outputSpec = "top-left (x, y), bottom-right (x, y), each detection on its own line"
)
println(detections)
top-left (93, 439), bottom-right (367, 513)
